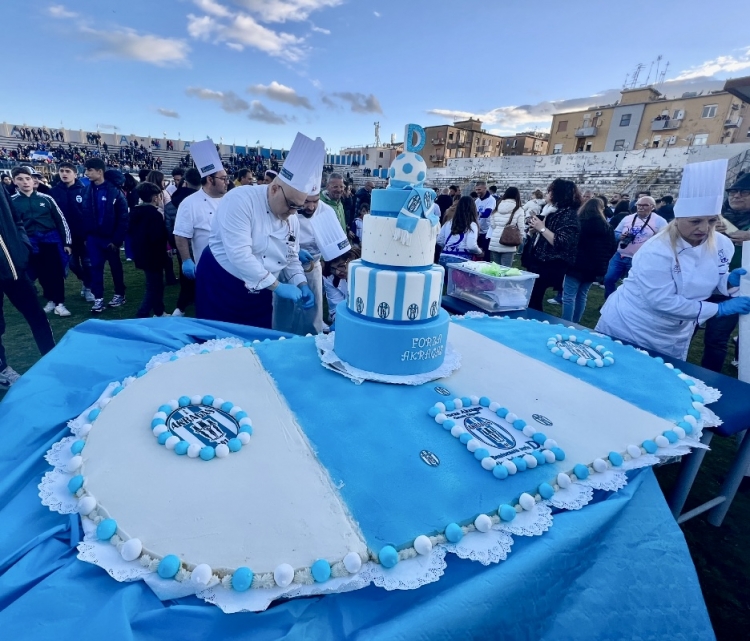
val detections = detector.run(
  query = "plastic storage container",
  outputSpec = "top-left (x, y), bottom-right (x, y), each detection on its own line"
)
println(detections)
top-left (446, 262), bottom-right (539, 312)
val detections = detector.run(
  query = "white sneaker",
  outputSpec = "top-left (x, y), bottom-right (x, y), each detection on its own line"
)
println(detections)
top-left (54, 303), bottom-right (71, 317)
top-left (0, 365), bottom-right (21, 388)
top-left (547, 298), bottom-right (561, 306)
top-left (83, 288), bottom-right (96, 303)
top-left (43, 301), bottom-right (55, 313)
top-left (172, 308), bottom-right (185, 317)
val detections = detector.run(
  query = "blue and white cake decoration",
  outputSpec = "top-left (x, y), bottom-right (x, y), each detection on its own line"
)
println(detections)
top-left (151, 395), bottom-right (252, 461)
top-left (547, 334), bottom-right (615, 368)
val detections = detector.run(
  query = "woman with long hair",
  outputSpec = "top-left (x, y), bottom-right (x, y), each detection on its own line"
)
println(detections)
top-left (436, 196), bottom-right (483, 266)
top-left (523, 178), bottom-right (581, 310)
top-left (488, 186), bottom-right (525, 266)
top-left (561, 197), bottom-right (616, 322)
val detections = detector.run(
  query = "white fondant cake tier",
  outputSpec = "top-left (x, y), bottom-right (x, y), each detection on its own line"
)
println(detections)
top-left (347, 260), bottom-right (443, 322)
top-left (361, 216), bottom-right (437, 268)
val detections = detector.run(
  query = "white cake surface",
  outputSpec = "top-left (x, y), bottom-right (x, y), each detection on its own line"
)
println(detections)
top-left (361, 216), bottom-right (437, 267)
top-left (82, 348), bottom-right (368, 574)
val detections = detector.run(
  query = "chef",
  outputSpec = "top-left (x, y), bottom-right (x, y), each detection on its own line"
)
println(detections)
top-left (195, 132), bottom-right (323, 328)
top-left (596, 159), bottom-right (750, 360)
top-left (272, 188), bottom-right (350, 335)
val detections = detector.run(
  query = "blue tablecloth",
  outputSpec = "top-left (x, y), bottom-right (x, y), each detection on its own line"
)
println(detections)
top-left (0, 319), bottom-right (715, 640)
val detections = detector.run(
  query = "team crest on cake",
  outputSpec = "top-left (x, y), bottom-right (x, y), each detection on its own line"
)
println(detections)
top-left (167, 404), bottom-right (239, 446)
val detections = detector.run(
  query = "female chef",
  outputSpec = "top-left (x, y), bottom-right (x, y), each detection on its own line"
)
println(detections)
top-left (596, 160), bottom-right (750, 360)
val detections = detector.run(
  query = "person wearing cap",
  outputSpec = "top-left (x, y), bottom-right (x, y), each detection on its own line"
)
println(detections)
top-left (263, 170), bottom-right (278, 185)
top-left (596, 160), bottom-right (750, 359)
top-left (195, 133), bottom-right (321, 328)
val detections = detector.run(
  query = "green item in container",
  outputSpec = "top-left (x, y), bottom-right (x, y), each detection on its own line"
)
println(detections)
top-left (477, 264), bottom-right (523, 277)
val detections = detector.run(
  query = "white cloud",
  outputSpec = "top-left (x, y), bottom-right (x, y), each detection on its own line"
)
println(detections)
top-left (80, 27), bottom-right (190, 67)
top-left (247, 101), bottom-right (287, 124)
top-left (231, 0), bottom-right (345, 23)
top-left (157, 108), bottom-right (180, 118)
top-left (310, 24), bottom-right (331, 35)
top-left (373, 11), bottom-right (380, 17)
top-left (329, 92), bottom-right (383, 114)
top-left (192, 0), bottom-right (233, 18)
top-left (248, 81), bottom-right (313, 109)
top-left (48, 4), bottom-right (77, 18)
top-left (185, 86), bottom-right (250, 113)
top-left (672, 47), bottom-right (750, 81)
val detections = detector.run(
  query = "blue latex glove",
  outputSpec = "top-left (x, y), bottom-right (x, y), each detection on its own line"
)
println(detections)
top-left (298, 284), bottom-right (315, 309)
top-left (728, 268), bottom-right (747, 288)
top-left (298, 249), bottom-right (314, 264)
top-left (274, 283), bottom-right (302, 302)
top-left (717, 296), bottom-right (750, 317)
top-left (182, 259), bottom-right (196, 279)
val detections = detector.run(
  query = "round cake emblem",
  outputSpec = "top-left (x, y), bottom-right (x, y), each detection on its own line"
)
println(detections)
top-left (167, 404), bottom-right (240, 446)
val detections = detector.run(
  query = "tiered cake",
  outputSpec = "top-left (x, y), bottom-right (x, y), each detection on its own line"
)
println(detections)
top-left (333, 125), bottom-right (450, 375)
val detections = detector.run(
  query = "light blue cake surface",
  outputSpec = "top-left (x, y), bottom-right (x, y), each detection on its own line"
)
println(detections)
top-left (252, 316), bottom-right (694, 553)
top-left (370, 188), bottom-right (410, 217)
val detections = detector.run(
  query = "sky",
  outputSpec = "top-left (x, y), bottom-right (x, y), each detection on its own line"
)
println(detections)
top-left (3, 0), bottom-right (750, 152)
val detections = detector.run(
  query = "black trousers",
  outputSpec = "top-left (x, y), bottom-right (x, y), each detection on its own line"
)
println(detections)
top-left (136, 269), bottom-right (165, 318)
top-left (0, 274), bottom-right (55, 369)
top-left (528, 260), bottom-right (567, 311)
top-left (175, 264), bottom-right (196, 313)
top-left (701, 294), bottom-right (739, 372)
top-left (68, 234), bottom-right (91, 288)
top-left (29, 242), bottom-right (65, 304)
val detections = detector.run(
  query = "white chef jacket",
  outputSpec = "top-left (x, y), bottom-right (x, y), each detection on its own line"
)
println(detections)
top-left (596, 231), bottom-right (735, 359)
top-left (208, 184), bottom-right (306, 291)
top-left (173, 188), bottom-right (222, 264)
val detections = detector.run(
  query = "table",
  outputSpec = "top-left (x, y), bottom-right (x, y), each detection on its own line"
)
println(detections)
top-left (443, 295), bottom-right (750, 526)
top-left (0, 318), bottom-right (715, 639)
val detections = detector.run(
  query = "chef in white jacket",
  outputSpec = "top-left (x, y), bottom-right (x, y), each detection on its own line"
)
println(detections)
top-left (195, 133), bottom-right (324, 328)
top-left (596, 159), bottom-right (750, 359)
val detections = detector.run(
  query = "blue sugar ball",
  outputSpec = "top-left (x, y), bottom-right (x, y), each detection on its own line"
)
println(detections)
top-left (240, 425), bottom-right (253, 435)
top-left (428, 406), bottom-right (440, 417)
top-left (97, 518), bottom-right (117, 541)
top-left (402, 163), bottom-right (413, 174)
top-left (151, 418), bottom-right (165, 428)
top-left (174, 441), bottom-right (189, 455)
top-left (550, 447), bottom-right (566, 461)
top-left (677, 421), bottom-right (693, 435)
top-left (112, 385), bottom-right (124, 396)
top-left (683, 379), bottom-right (695, 386)
top-left (532, 451), bottom-right (546, 465)
top-left (221, 401), bottom-right (234, 413)
top-left (512, 457), bottom-right (527, 472)
top-left (608, 452), bottom-right (624, 467)
top-left (499, 505), bottom-right (516, 522)
top-left (201, 396), bottom-right (214, 407)
top-left (642, 440), bottom-right (658, 454)
top-left (311, 559), bottom-right (331, 583)
top-left (169, 355), bottom-right (178, 362)
top-left (663, 430), bottom-right (679, 444)
top-left (178, 396), bottom-right (191, 407)
top-left (67, 475), bottom-right (84, 494)
top-left (691, 394), bottom-right (704, 403)
top-left (235, 411), bottom-right (248, 421)
top-left (228, 438), bottom-right (242, 452)
top-left (474, 448), bottom-right (490, 461)
top-left (533, 432), bottom-right (547, 445)
top-left (200, 349), bottom-right (210, 354)
top-left (70, 440), bottom-right (85, 455)
top-left (687, 409), bottom-right (701, 419)
top-left (379, 545), bottom-right (399, 568)
top-left (461, 397), bottom-right (472, 407)
top-left (442, 419), bottom-right (456, 431)
top-left (513, 419), bottom-right (527, 430)
top-left (479, 397), bottom-right (491, 407)
top-left (445, 523), bottom-right (463, 543)
top-left (158, 431), bottom-right (171, 445)
top-left (674, 368), bottom-right (682, 375)
top-left (495, 407), bottom-right (509, 418)
top-left (459, 433), bottom-right (473, 445)
top-left (88, 408), bottom-right (100, 421)
top-left (586, 360), bottom-right (597, 368)
top-left (199, 446), bottom-right (215, 461)
top-left (654, 357), bottom-right (664, 364)
top-left (493, 465), bottom-right (509, 480)
top-left (224, 344), bottom-right (234, 350)
top-left (136, 369), bottom-right (147, 378)
top-left (573, 464), bottom-right (589, 480)
top-left (444, 400), bottom-right (455, 412)
top-left (158, 404), bottom-right (172, 415)
top-left (157, 554), bottom-right (180, 579)
top-left (539, 483), bottom-right (555, 500)
top-left (232, 566), bottom-right (254, 591)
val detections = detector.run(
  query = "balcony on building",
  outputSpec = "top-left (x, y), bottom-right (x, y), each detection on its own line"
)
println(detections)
top-left (574, 126), bottom-right (598, 137)
top-left (431, 137), bottom-right (446, 145)
top-left (724, 116), bottom-right (743, 128)
top-left (429, 154), bottom-right (445, 163)
top-left (651, 118), bottom-right (682, 131)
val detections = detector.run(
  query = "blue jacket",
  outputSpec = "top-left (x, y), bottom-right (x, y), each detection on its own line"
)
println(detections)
top-left (82, 180), bottom-right (129, 246)
top-left (50, 179), bottom-right (87, 237)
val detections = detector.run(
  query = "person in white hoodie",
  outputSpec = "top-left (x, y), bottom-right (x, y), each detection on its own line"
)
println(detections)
top-left (488, 187), bottom-right (526, 266)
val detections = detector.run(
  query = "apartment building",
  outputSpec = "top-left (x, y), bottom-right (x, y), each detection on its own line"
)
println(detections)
top-left (422, 119), bottom-right (505, 168)
top-left (547, 85), bottom-right (749, 155)
top-left (502, 131), bottom-right (549, 156)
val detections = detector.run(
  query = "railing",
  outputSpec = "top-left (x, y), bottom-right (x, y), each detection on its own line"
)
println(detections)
top-left (574, 126), bottom-right (598, 137)
top-left (651, 119), bottom-right (682, 131)
top-left (431, 138), bottom-right (445, 144)
top-left (724, 117), bottom-right (743, 128)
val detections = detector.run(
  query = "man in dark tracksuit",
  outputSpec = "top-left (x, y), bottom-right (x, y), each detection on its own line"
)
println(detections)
top-left (50, 161), bottom-right (93, 301)
top-left (0, 185), bottom-right (55, 388)
top-left (82, 158), bottom-right (129, 313)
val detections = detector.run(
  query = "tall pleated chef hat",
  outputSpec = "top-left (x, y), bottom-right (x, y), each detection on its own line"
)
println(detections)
top-left (278, 132), bottom-right (326, 195)
top-left (674, 158), bottom-right (728, 218)
top-left (190, 139), bottom-right (224, 178)
top-left (311, 205), bottom-right (351, 261)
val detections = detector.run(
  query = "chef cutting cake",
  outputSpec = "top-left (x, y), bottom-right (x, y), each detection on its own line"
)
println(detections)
top-left (195, 132), bottom-right (325, 328)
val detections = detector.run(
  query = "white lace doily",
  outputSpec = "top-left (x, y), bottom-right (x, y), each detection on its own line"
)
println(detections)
top-left (315, 332), bottom-right (462, 385)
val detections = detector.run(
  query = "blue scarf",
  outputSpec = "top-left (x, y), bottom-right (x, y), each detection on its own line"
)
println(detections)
top-left (394, 187), bottom-right (439, 245)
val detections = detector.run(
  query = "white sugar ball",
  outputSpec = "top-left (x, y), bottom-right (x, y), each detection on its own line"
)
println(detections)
top-left (238, 432), bottom-right (251, 445)
top-left (191, 564), bottom-right (213, 585)
top-left (215, 444), bottom-right (230, 458)
top-left (665, 362), bottom-right (674, 369)
top-left (98, 397), bottom-right (111, 409)
top-left (568, 334), bottom-right (577, 342)
top-left (543, 439), bottom-right (558, 449)
top-left (683, 415), bottom-right (697, 426)
top-left (120, 538), bottom-right (142, 562)
top-left (505, 412), bottom-right (518, 424)
top-left (523, 454), bottom-right (538, 469)
top-left (79, 423), bottom-right (93, 436)
top-left (522, 426), bottom-right (537, 437)
top-left (474, 514), bottom-right (492, 533)
top-left (450, 425), bottom-right (464, 438)
top-left (557, 473), bottom-right (572, 489)
top-left (502, 460), bottom-right (517, 475)
top-left (655, 435), bottom-right (669, 448)
top-left (190, 395), bottom-right (202, 406)
top-left (673, 426), bottom-right (686, 439)
top-left (592, 458), bottom-right (608, 473)
top-left (78, 496), bottom-right (96, 515)
top-left (168, 399), bottom-right (179, 411)
top-left (543, 450), bottom-right (556, 464)
top-left (584, 339), bottom-right (593, 346)
top-left (627, 444), bottom-right (642, 459)
top-left (488, 402), bottom-right (501, 412)
top-left (466, 439), bottom-right (479, 453)
top-left (165, 436), bottom-right (180, 450)
top-left (187, 444), bottom-right (202, 458)
top-left (344, 552), bottom-right (363, 572)
top-left (576, 357), bottom-right (587, 367)
top-left (594, 359), bottom-right (604, 367)
top-left (453, 398), bottom-right (463, 409)
top-left (481, 457), bottom-right (497, 470)
top-left (692, 401), bottom-right (704, 410)
top-left (239, 417), bottom-right (252, 427)
top-left (519, 493), bottom-right (536, 511)
top-left (413, 535), bottom-right (433, 556)
top-left (212, 398), bottom-right (224, 409)
top-left (153, 411), bottom-right (168, 422)
top-left (434, 402), bottom-right (446, 413)
top-left (435, 413), bottom-right (447, 425)
top-left (66, 455), bottom-right (82, 473)
top-left (469, 396), bottom-right (480, 406)
top-left (153, 424), bottom-right (168, 437)
top-left (274, 563), bottom-right (295, 588)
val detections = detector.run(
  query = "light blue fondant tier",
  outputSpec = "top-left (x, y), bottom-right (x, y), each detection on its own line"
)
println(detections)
top-left (347, 260), bottom-right (444, 322)
top-left (370, 188), bottom-right (411, 217)
top-left (333, 303), bottom-right (449, 375)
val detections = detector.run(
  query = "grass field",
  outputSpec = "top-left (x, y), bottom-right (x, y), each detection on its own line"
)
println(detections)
top-left (1, 257), bottom-right (748, 638)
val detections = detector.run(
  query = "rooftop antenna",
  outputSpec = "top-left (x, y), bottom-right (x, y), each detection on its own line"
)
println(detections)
top-left (374, 121), bottom-right (381, 147)
top-left (654, 55), bottom-right (662, 85)
top-left (657, 61), bottom-right (670, 89)
top-left (623, 72), bottom-right (630, 89)
top-left (630, 63), bottom-right (645, 88)
top-left (644, 59), bottom-right (655, 86)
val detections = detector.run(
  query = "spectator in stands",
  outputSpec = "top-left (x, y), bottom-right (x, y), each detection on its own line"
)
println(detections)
top-left (11, 166), bottom-right (72, 317)
top-left (523, 189), bottom-right (546, 226)
top-left (561, 197), bottom-right (616, 323)
top-left (353, 202), bottom-right (368, 243)
top-left (82, 158), bottom-right (129, 313)
top-left (581, 190), bottom-right (594, 204)
top-left (166, 167), bottom-right (184, 196)
top-left (489, 185), bottom-right (500, 202)
top-left (488, 187), bottom-right (525, 266)
top-left (435, 188), bottom-right (453, 218)
top-left (342, 184), bottom-right (356, 225)
top-left (656, 194), bottom-right (675, 222)
top-left (355, 181), bottom-right (374, 219)
top-left (523, 178), bottom-right (581, 311)
top-left (600, 194), bottom-right (614, 220)
top-left (604, 196), bottom-right (668, 298)
top-left (2, 174), bottom-right (15, 197)
top-left (436, 196), bottom-right (483, 266)
top-left (442, 193), bottom-right (461, 225)
top-left (0, 186), bottom-right (56, 388)
top-left (50, 162), bottom-right (92, 302)
top-left (474, 180), bottom-right (496, 260)
top-left (30, 168), bottom-right (51, 195)
top-left (320, 173), bottom-right (347, 232)
top-left (236, 168), bottom-right (256, 186)
top-left (129, 182), bottom-right (168, 318)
